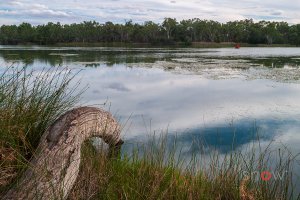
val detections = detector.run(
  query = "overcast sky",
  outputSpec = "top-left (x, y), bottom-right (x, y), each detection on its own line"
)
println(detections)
top-left (0, 0), bottom-right (299, 25)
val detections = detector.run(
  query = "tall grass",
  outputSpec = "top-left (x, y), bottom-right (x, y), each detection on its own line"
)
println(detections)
top-left (0, 66), bottom-right (82, 192)
top-left (69, 134), bottom-right (300, 200)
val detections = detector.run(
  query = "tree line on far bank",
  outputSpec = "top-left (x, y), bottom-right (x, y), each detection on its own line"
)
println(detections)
top-left (1, 18), bottom-right (300, 45)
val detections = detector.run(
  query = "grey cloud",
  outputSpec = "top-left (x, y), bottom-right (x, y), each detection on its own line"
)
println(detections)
top-left (0, 10), bottom-right (18, 15)
top-left (0, 9), bottom-right (71, 18)
top-left (0, 0), bottom-right (299, 25)
top-left (271, 11), bottom-right (283, 16)
top-left (27, 9), bottom-right (70, 17)
top-left (1, 1), bottom-right (71, 19)
top-left (31, 3), bottom-right (48, 9)
top-left (129, 12), bottom-right (147, 16)
top-left (10, 1), bottom-right (23, 6)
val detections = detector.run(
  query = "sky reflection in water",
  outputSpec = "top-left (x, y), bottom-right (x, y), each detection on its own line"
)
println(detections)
top-left (80, 65), bottom-right (300, 155)
top-left (1, 47), bottom-right (300, 157)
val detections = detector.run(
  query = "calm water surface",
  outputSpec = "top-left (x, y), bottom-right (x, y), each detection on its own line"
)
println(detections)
top-left (1, 46), bottom-right (300, 158)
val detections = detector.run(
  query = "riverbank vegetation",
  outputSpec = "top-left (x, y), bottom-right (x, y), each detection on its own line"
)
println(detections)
top-left (0, 67), bottom-right (299, 199)
top-left (68, 135), bottom-right (299, 200)
top-left (1, 18), bottom-right (300, 46)
top-left (0, 67), bottom-right (81, 192)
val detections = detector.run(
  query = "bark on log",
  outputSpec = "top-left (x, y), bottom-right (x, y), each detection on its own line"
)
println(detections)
top-left (3, 107), bottom-right (122, 200)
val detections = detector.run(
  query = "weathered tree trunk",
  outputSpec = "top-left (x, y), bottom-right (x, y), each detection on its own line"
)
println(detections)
top-left (3, 107), bottom-right (122, 200)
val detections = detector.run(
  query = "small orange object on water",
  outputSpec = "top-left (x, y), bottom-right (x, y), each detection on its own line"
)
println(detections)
top-left (235, 43), bottom-right (241, 49)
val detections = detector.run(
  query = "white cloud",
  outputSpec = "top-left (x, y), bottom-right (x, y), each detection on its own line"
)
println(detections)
top-left (0, 0), bottom-right (299, 25)
top-left (9, 1), bottom-right (23, 7)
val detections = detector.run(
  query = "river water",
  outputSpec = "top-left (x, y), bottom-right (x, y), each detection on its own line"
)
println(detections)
top-left (1, 46), bottom-right (300, 161)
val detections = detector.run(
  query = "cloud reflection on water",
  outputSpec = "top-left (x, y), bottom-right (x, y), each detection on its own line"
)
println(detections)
top-left (79, 64), bottom-right (300, 152)
top-left (1, 47), bottom-right (300, 156)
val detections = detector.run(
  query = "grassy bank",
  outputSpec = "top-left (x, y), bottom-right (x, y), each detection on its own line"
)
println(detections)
top-left (54, 41), bottom-right (236, 48)
top-left (51, 42), bottom-right (297, 48)
top-left (0, 67), bottom-right (299, 199)
top-left (2, 42), bottom-right (297, 48)
top-left (68, 135), bottom-right (299, 200)
top-left (0, 67), bottom-right (82, 192)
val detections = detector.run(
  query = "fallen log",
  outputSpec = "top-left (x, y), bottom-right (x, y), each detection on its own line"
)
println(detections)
top-left (3, 107), bottom-right (123, 200)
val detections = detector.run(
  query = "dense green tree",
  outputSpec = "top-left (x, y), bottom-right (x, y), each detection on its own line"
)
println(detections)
top-left (36, 22), bottom-right (63, 44)
top-left (248, 22), bottom-right (265, 44)
top-left (144, 21), bottom-right (160, 42)
top-left (276, 22), bottom-right (289, 44)
top-left (261, 21), bottom-right (277, 45)
top-left (162, 18), bottom-right (177, 40)
top-left (192, 19), bottom-right (207, 41)
top-left (223, 20), bottom-right (250, 43)
top-left (176, 19), bottom-right (194, 42)
top-left (18, 23), bottom-right (35, 43)
top-left (288, 24), bottom-right (300, 45)
top-left (0, 18), bottom-right (299, 45)
top-left (0, 25), bottom-right (19, 44)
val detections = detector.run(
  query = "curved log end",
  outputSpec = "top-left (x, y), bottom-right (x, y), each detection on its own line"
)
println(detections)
top-left (3, 107), bottom-right (123, 200)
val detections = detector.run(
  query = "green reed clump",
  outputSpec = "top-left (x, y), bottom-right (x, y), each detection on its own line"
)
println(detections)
top-left (0, 66), bottom-right (82, 191)
top-left (69, 133), bottom-right (300, 200)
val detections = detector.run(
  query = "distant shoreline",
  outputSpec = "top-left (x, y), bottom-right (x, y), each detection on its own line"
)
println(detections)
top-left (0, 42), bottom-right (297, 48)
